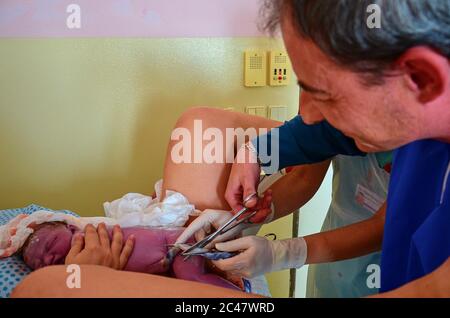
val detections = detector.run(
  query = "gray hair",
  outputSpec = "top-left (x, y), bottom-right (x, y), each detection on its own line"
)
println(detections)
top-left (260, 0), bottom-right (450, 84)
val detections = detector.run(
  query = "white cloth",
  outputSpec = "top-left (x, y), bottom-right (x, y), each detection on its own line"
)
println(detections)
top-left (0, 180), bottom-right (195, 258)
top-left (103, 179), bottom-right (194, 228)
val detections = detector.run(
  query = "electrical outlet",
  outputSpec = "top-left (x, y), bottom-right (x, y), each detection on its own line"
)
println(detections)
top-left (246, 106), bottom-right (267, 118)
top-left (268, 106), bottom-right (288, 122)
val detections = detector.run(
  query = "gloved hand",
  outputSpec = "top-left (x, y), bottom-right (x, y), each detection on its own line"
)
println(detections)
top-left (175, 209), bottom-right (242, 247)
top-left (175, 200), bottom-right (275, 248)
top-left (212, 236), bottom-right (307, 278)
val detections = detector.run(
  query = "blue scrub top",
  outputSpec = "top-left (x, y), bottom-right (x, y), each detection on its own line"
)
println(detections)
top-left (254, 116), bottom-right (450, 292)
top-left (252, 116), bottom-right (365, 173)
top-left (381, 140), bottom-right (450, 292)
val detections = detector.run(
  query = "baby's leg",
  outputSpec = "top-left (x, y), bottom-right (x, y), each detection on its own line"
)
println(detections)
top-left (172, 254), bottom-right (241, 291)
top-left (162, 107), bottom-right (281, 211)
top-left (11, 265), bottom-right (260, 298)
top-left (118, 227), bottom-right (175, 274)
top-left (164, 228), bottom-right (240, 290)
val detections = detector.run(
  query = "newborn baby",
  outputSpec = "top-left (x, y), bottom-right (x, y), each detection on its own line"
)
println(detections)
top-left (21, 222), bottom-right (240, 290)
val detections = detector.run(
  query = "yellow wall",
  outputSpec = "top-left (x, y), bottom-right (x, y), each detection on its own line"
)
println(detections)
top-left (0, 38), bottom-right (299, 297)
top-left (0, 38), bottom-right (299, 215)
top-left (258, 214), bottom-right (294, 298)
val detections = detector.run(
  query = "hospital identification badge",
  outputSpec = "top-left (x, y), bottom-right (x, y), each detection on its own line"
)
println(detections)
top-left (355, 184), bottom-right (384, 214)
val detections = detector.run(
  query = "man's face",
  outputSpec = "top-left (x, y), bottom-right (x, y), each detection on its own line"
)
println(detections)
top-left (281, 13), bottom-right (424, 152)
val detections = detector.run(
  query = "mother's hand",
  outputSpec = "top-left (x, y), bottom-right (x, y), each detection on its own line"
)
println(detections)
top-left (65, 223), bottom-right (134, 270)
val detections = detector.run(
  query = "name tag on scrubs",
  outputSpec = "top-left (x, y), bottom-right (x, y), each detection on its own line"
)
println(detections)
top-left (355, 184), bottom-right (384, 214)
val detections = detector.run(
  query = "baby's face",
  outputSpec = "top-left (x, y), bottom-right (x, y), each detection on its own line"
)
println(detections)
top-left (22, 223), bottom-right (77, 270)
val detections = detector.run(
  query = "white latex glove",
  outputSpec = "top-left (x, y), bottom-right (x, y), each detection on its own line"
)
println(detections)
top-left (212, 236), bottom-right (307, 278)
top-left (175, 209), bottom-right (244, 247)
top-left (175, 207), bottom-right (275, 248)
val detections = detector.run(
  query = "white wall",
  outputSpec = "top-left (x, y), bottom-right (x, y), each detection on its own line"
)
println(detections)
top-left (295, 166), bottom-right (333, 298)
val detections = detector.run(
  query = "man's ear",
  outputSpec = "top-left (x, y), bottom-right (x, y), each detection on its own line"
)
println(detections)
top-left (396, 46), bottom-right (449, 103)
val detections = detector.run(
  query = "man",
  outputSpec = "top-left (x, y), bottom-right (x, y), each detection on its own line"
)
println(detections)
top-left (182, 0), bottom-right (450, 297)
top-left (171, 108), bottom-right (391, 298)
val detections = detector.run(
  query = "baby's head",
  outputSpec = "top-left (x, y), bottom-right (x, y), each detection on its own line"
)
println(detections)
top-left (22, 222), bottom-right (78, 270)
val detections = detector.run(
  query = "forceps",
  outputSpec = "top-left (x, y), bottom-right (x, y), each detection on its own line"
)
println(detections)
top-left (181, 192), bottom-right (259, 259)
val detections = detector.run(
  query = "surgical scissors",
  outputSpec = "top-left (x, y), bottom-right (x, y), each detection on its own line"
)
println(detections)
top-left (181, 192), bottom-right (259, 258)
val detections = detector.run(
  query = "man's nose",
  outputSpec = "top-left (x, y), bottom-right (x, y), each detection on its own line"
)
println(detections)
top-left (299, 97), bottom-right (325, 124)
